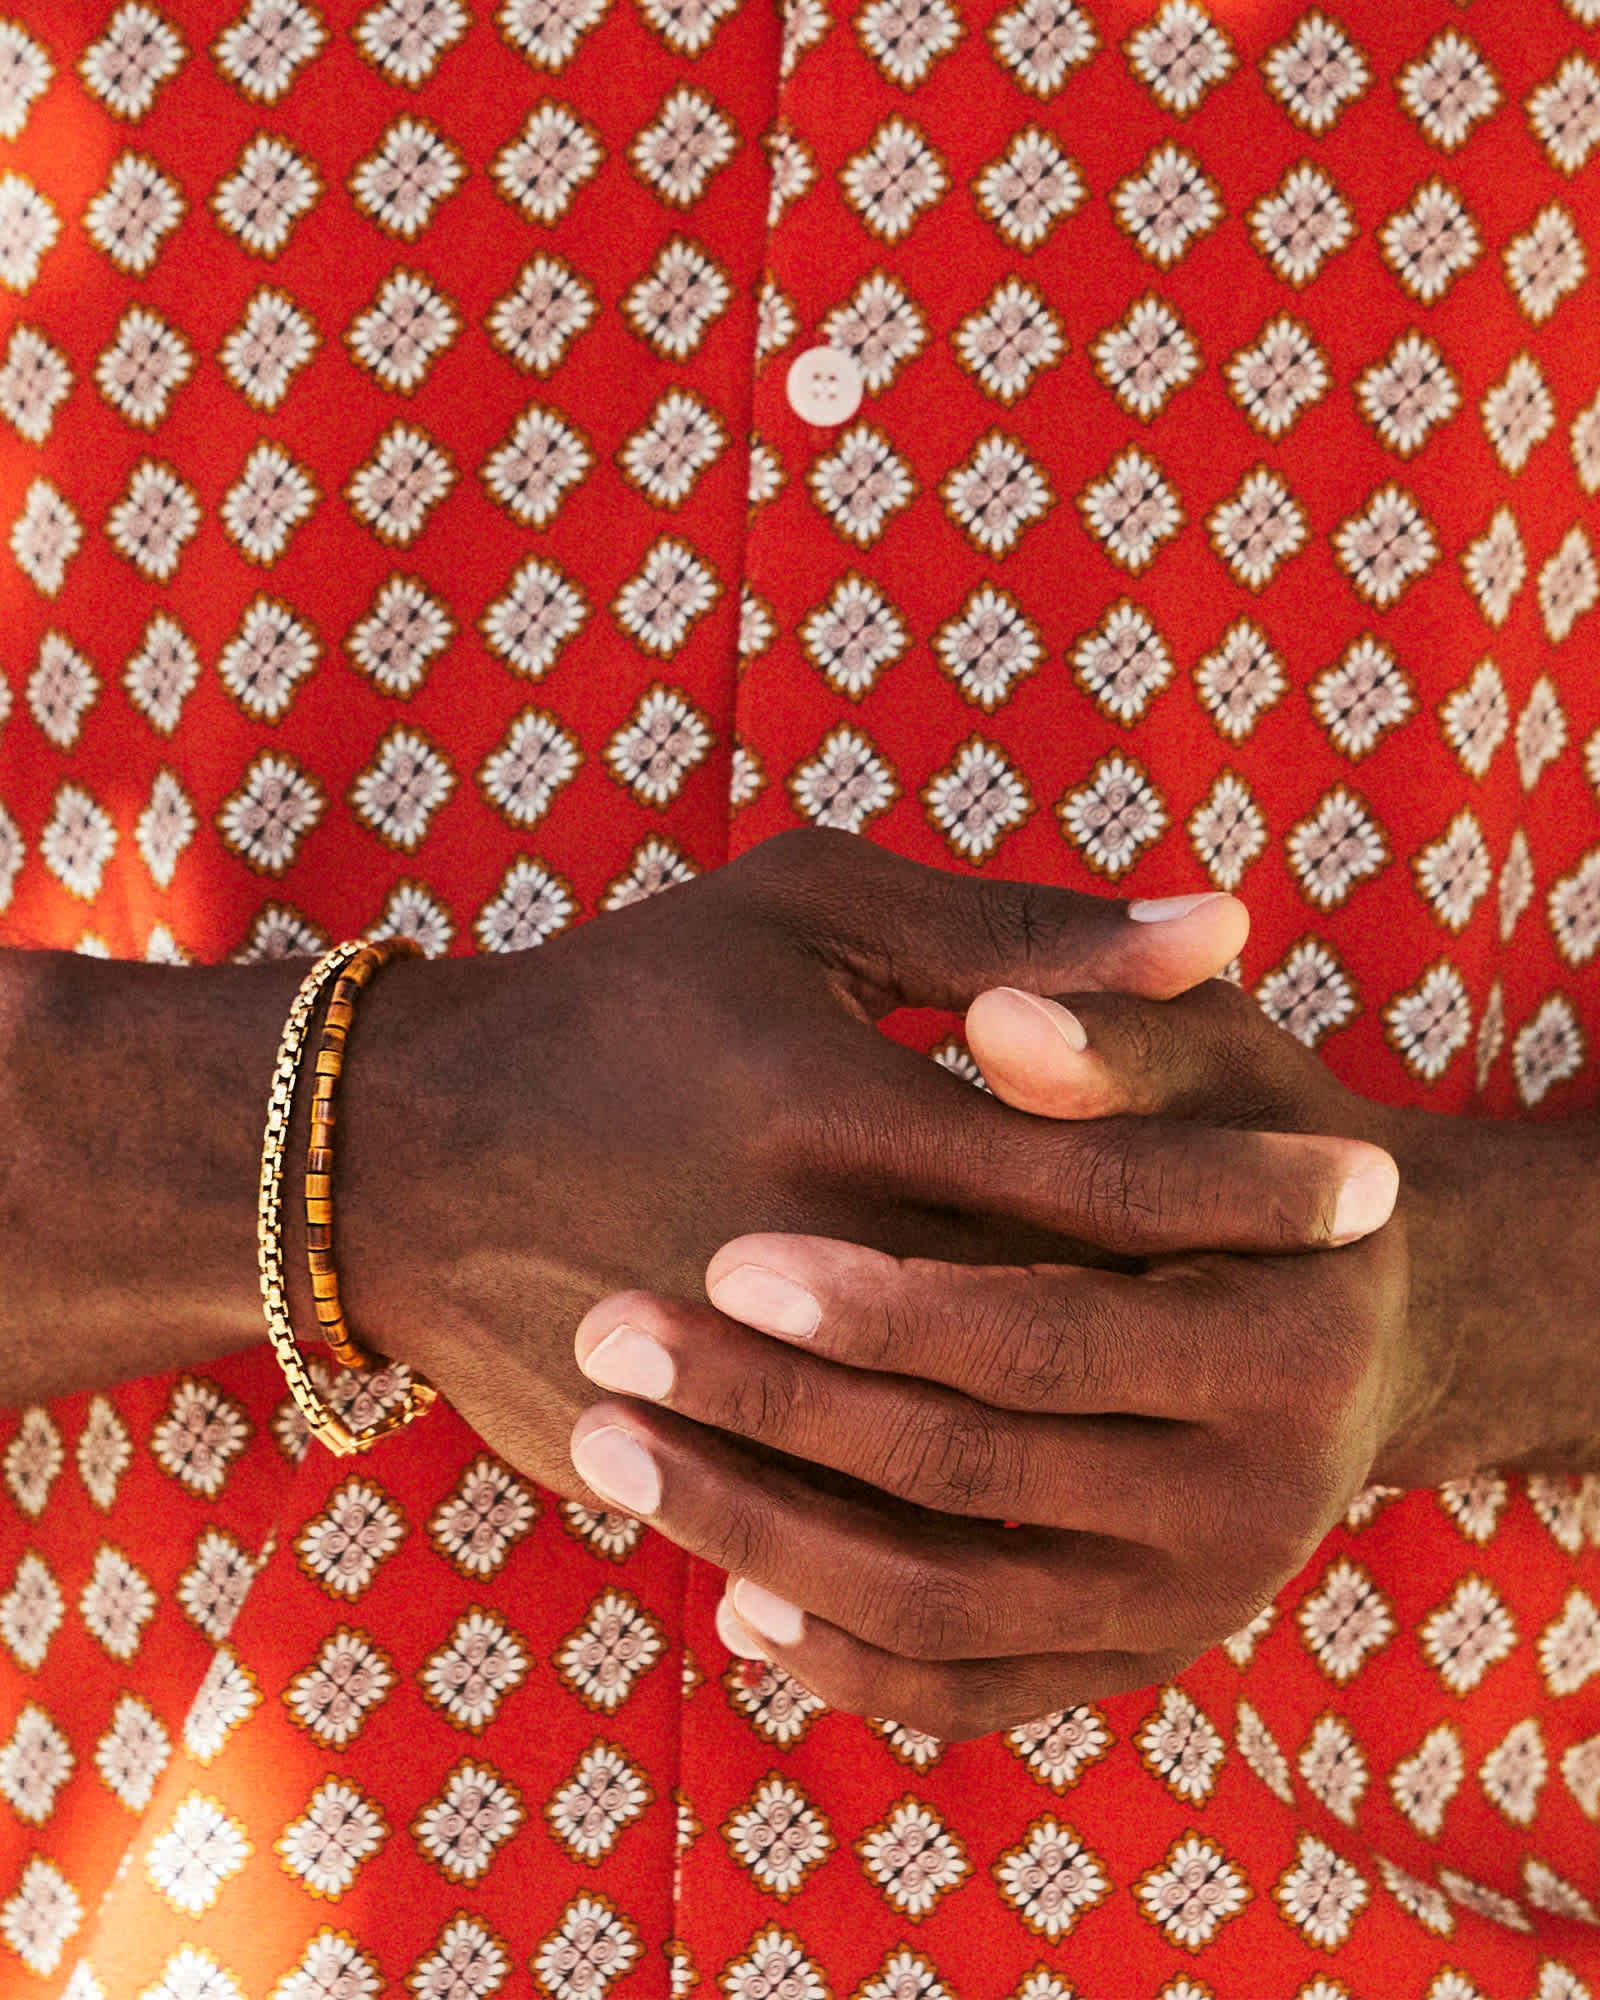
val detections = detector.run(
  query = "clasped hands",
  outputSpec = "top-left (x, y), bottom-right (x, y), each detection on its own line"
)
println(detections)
top-left (557, 831), bottom-right (1430, 1742)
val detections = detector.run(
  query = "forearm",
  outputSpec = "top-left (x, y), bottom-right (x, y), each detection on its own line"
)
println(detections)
top-left (0, 946), bottom-right (309, 1402)
top-left (1385, 1105), bottom-right (1600, 1481)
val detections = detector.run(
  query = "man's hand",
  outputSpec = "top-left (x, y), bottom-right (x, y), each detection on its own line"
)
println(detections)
top-left (564, 976), bottom-right (1431, 1739)
top-left (356, 836), bottom-right (1396, 1513)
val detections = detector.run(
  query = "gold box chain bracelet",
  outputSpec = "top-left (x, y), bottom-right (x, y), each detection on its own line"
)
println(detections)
top-left (258, 939), bottom-right (436, 1457)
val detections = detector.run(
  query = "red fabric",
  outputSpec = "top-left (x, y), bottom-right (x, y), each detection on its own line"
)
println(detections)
top-left (1, 0), bottom-right (1599, 1993)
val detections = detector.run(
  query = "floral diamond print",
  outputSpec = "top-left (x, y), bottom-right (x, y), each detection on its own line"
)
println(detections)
top-left (355, 0), bottom-right (469, 86)
top-left (857, 1798), bottom-right (967, 1919)
top-left (77, 1395), bottom-right (132, 1511)
top-left (409, 1916), bottom-right (510, 2000)
top-left (1276, 1835), bottom-right (1368, 1951)
top-left (1335, 486), bottom-right (1438, 607)
top-left (1208, 469), bottom-right (1307, 591)
top-left (858, 0), bottom-right (961, 88)
top-left (638, 0), bottom-right (741, 59)
top-left (151, 1377), bottom-right (251, 1497)
top-left (294, 1478), bottom-right (405, 1600)
top-left (955, 280), bottom-right (1063, 405)
top-left (494, 103), bottom-right (603, 225)
top-left (792, 725), bottom-right (898, 835)
top-left (1250, 165), bottom-right (1354, 287)
top-left (532, 1892), bottom-right (641, 2000)
top-left (96, 306), bottom-right (192, 429)
top-left (221, 443), bottom-right (317, 564)
top-left (482, 557), bottom-right (587, 679)
top-left (0, 1703), bottom-right (72, 1827)
top-left (27, 633), bottom-right (96, 749)
top-left (0, 326), bottom-right (72, 444)
top-left (943, 433), bottom-right (1051, 553)
top-left (0, 1858), bottom-right (79, 1978)
top-left (1059, 754), bottom-right (1166, 877)
top-left (351, 726), bottom-right (456, 851)
top-left (1136, 1686), bottom-right (1224, 1802)
top-left (1195, 619), bottom-right (1286, 740)
top-left (1549, 851), bottom-right (1600, 968)
top-left (1005, 1707), bottom-right (1111, 1792)
top-left (1529, 55), bottom-right (1600, 175)
top-left (480, 709), bottom-right (580, 829)
top-left (213, 0), bottom-right (326, 102)
top-left (1262, 14), bottom-right (1369, 133)
top-left (869, 1719), bottom-right (943, 1770)
top-left (182, 1646), bottom-right (261, 1763)
top-left (1463, 507), bottom-right (1526, 627)
top-left (601, 838), bottom-right (697, 911)
top-left (1382, 181), bottom-right (1480, 303)
top-left (988, 0), bottom-right (1096, 98)
top-left (350, 421), bottom-right (456, 544)
top-left (84, 152), bottom-right (183, 276)
top-left (106, 459), bottom-right (199, 581)
top-left (935, 587), bottom-right (1041, 709)
top-left (1515, 996), bottom-right (1585, 1110)
top-left (724, 1776), bottom-right (832, 1900)
top-left (1400, 31), bottom-right (1500, 153)
top-left (285, 1630), bottom-right (396, 1748)
top-left (498, 0), bottom-right (609, 69)
top-left (1114, 143), bottom-right (1221, 266)
top-left (12, 479), bottom-right (79, 598)
top-left (475, 859), bottom-right (574, 953)
top-left (843, 119), bottom-right (948, 241)
top-left (96, 1696), bottom-right (170, 1816)
top-left (1540, 525), bottom-right (1599, 645)
top-left (221, 288), bottom-right (318, 411)
top-left (613, 545), bottom-right (718, 659)
top-left (822, 272), bottom-right (926, 392)
top-left (631, 85), bottom-right (736, 207)
top-left (488, 255), bottom-right (596, 375)
top-left (801, 575), bottom-right (908, 699)
top-left (212, 137), bottom-right (320, 257)
top-left (974, 128), bottom-right (1083, 251)
top-left (0, 172), bottom-right (59, 292)
top-left (348, 576), bottom-right (453, 696)
top-left (147, 1793), bottom-right (250, 1915)
top-left (1415, 810), bottom-right (1492, 931)
top-left (215, 599), bottom-right (318, 726)
top-left (620, 389), bottom-right (725, 508)
top-left (1483, 354), bottom-right (1555, 475)
top-left (1298, 1558), bottom-right (1395, 1682)
top-left (727, 1660), bottom-right (828, 1748)
top-left (1079, 449), bottom-right (1181, 573)
top-left (276, 1778), bottom-right (388, 1901)
top-left (810, 424), bottom-right (915, 546)
top-left (0, 20), bottom-right (51, 139)
top-left (1299, 1714), bottom-right (1368, 1826)
top-left (1228, 315), bottom-right (1329, 438)
top-left (1073, 601), bottom-right (1173, 725)
top-left (1126, 1), bottom-right (1234, 117)
top-left (1135, 1834), bottom-right (1249, 1952)
top-left (923, 738), bottom-right (1032, 863)
top-left (0, 1552), bottom-right (63, 1673)
top-left (555, 1589), bottom-right (664, 1712)
top-left (175, 1528), bottom-right (257, 1643)
top-left (1190, 772), bottom-right (1265, 894)
top-left (1310, 636), bottom-right (1415, 759)
top-left (352, 117), bottom-right (465, 238)
top-left (1287, 788), bottom-right (1387, 910)
top-left (347, 270), bottom-right (460, 394)
top-left (546, 1743), bottom-right (651, 1863)
top-left (136, 769), bottom-right (193, 895)
top-left (41, 784), bottom-right (118, 902)
top-left (624, 239), bottom-right (730, 358)
top-left (413, 1761), bottom-right (525, 1885)
top-left (420, 1608), bottom-right (529, 1733)
top-left (1358, 332), bottom-right (1460, 459)
top-left (995, 1818), bottom-right (1108, 1940)
top-left (1386, 963), bottom-right (1472, 1084)
top-left (1092, 296), bottom-right (1198, 421)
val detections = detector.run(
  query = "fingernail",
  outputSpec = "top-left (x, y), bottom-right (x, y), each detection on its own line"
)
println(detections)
top-left (992, 987), bottom-right (1088, 1052)
top-left (715, 1591), bottom-right (769, 1661)
top-left (571, 1426), bottom-right (661, 1516)
top-left (581, 1326), bottom-right (675, 1401)
top-left (708, 1265), bottom-right (820, 1339)
top-left (731, 1580), bottom-right (805, 1647)
top-left (1331, 1156), bottom-right (1400, 1244)
top-left (1127, 892), bottom-right (1229, 923)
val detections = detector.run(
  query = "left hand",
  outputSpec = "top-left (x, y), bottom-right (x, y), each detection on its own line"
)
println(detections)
top-left (569, 977), bottom-right (1428, 1739)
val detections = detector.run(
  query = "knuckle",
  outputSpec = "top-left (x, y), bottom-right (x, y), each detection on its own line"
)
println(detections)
top-left (709, 1503), bottom-right (774, 1584)
top-left (881, 1562), bottom-right (992, 1660)
top-left (900, 1405), bottom-right (1019, 1511)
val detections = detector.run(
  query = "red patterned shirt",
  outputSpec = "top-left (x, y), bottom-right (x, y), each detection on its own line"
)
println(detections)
top-left (1, 0), bottom-right (1599, 1994)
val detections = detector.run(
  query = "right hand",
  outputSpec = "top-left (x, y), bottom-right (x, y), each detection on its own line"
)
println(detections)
top-left (332, 829), bottom-right (1381, 1503)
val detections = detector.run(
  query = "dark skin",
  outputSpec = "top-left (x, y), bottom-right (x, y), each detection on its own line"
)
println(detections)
top-left (0, 831), bottom-right (1386, 1484)
top-left (570, 973), bottom-right (1600, 1741)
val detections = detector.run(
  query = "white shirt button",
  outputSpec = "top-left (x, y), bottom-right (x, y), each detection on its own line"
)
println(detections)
top-left (786, 345), bottom-right (863, 426)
